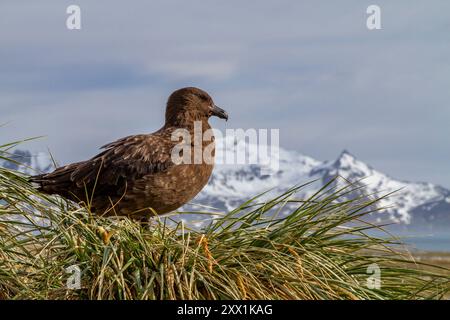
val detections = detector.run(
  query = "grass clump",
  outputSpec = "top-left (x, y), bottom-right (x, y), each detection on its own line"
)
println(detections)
top-left (0, 141), bottom-right (449, 300)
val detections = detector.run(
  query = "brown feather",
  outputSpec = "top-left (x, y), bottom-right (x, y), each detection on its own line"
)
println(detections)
top-left (30, 87), bottom-right (226, 219)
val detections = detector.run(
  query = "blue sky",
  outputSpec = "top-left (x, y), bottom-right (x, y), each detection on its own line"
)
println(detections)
top-left (1, 1), bottom-right (449, 188)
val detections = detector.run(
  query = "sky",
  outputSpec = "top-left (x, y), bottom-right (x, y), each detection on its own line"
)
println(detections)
top-left (1, 1), bottom-right (449, 188)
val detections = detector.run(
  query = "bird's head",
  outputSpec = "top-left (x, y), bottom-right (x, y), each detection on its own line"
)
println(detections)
top-left (165, 87), bottom-right (228, 126)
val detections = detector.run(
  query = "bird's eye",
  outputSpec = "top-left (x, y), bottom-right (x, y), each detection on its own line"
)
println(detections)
top-left (199, 94), bottom-right (208, 101)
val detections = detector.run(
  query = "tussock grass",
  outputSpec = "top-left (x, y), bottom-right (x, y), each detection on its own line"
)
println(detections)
top-left (0, 141), bottom-right (449, 300)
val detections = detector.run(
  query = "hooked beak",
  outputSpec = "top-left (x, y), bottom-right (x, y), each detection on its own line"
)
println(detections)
top-left (211, 104), bottom-right (229, 121)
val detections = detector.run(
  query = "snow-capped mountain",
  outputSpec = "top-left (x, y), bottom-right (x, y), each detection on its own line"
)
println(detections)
top-left (2, 139), bottom-right (450, 231)
top-left (309, 150), bottom-right (450, 226)
top-left (187, 137), bottom-right (450, 230)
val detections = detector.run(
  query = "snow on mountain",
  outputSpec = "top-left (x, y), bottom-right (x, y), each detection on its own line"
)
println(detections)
top-left (201, 135), bottom-right (320, 200)
top-left (309, 150), bottom-right (448, 224)
top-left (190, 137), bottom-right (450, 228)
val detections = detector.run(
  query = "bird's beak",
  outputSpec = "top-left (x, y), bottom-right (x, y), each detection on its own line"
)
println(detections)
top-left (211, 104), bottom-right (229, 121)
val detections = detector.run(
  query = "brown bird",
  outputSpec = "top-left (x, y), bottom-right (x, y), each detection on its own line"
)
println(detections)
top-left (31, 87), bottom-right (228, 219)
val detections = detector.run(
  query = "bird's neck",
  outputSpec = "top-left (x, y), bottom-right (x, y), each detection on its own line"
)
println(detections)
top-left (165, 104), bottom-right (209, 126)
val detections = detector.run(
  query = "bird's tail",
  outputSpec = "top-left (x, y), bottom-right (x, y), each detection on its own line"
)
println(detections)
top-left (28, 174), bottom-right (45, 190)
top-left (28, 163), bottom-right (81, 196)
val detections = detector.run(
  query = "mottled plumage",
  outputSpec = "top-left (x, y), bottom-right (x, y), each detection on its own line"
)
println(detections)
top-left (31, 87), bottom-right (228, 218)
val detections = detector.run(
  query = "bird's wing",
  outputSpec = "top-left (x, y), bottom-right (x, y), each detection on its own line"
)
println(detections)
top-left (69, 134), bottom-right (175, 188)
